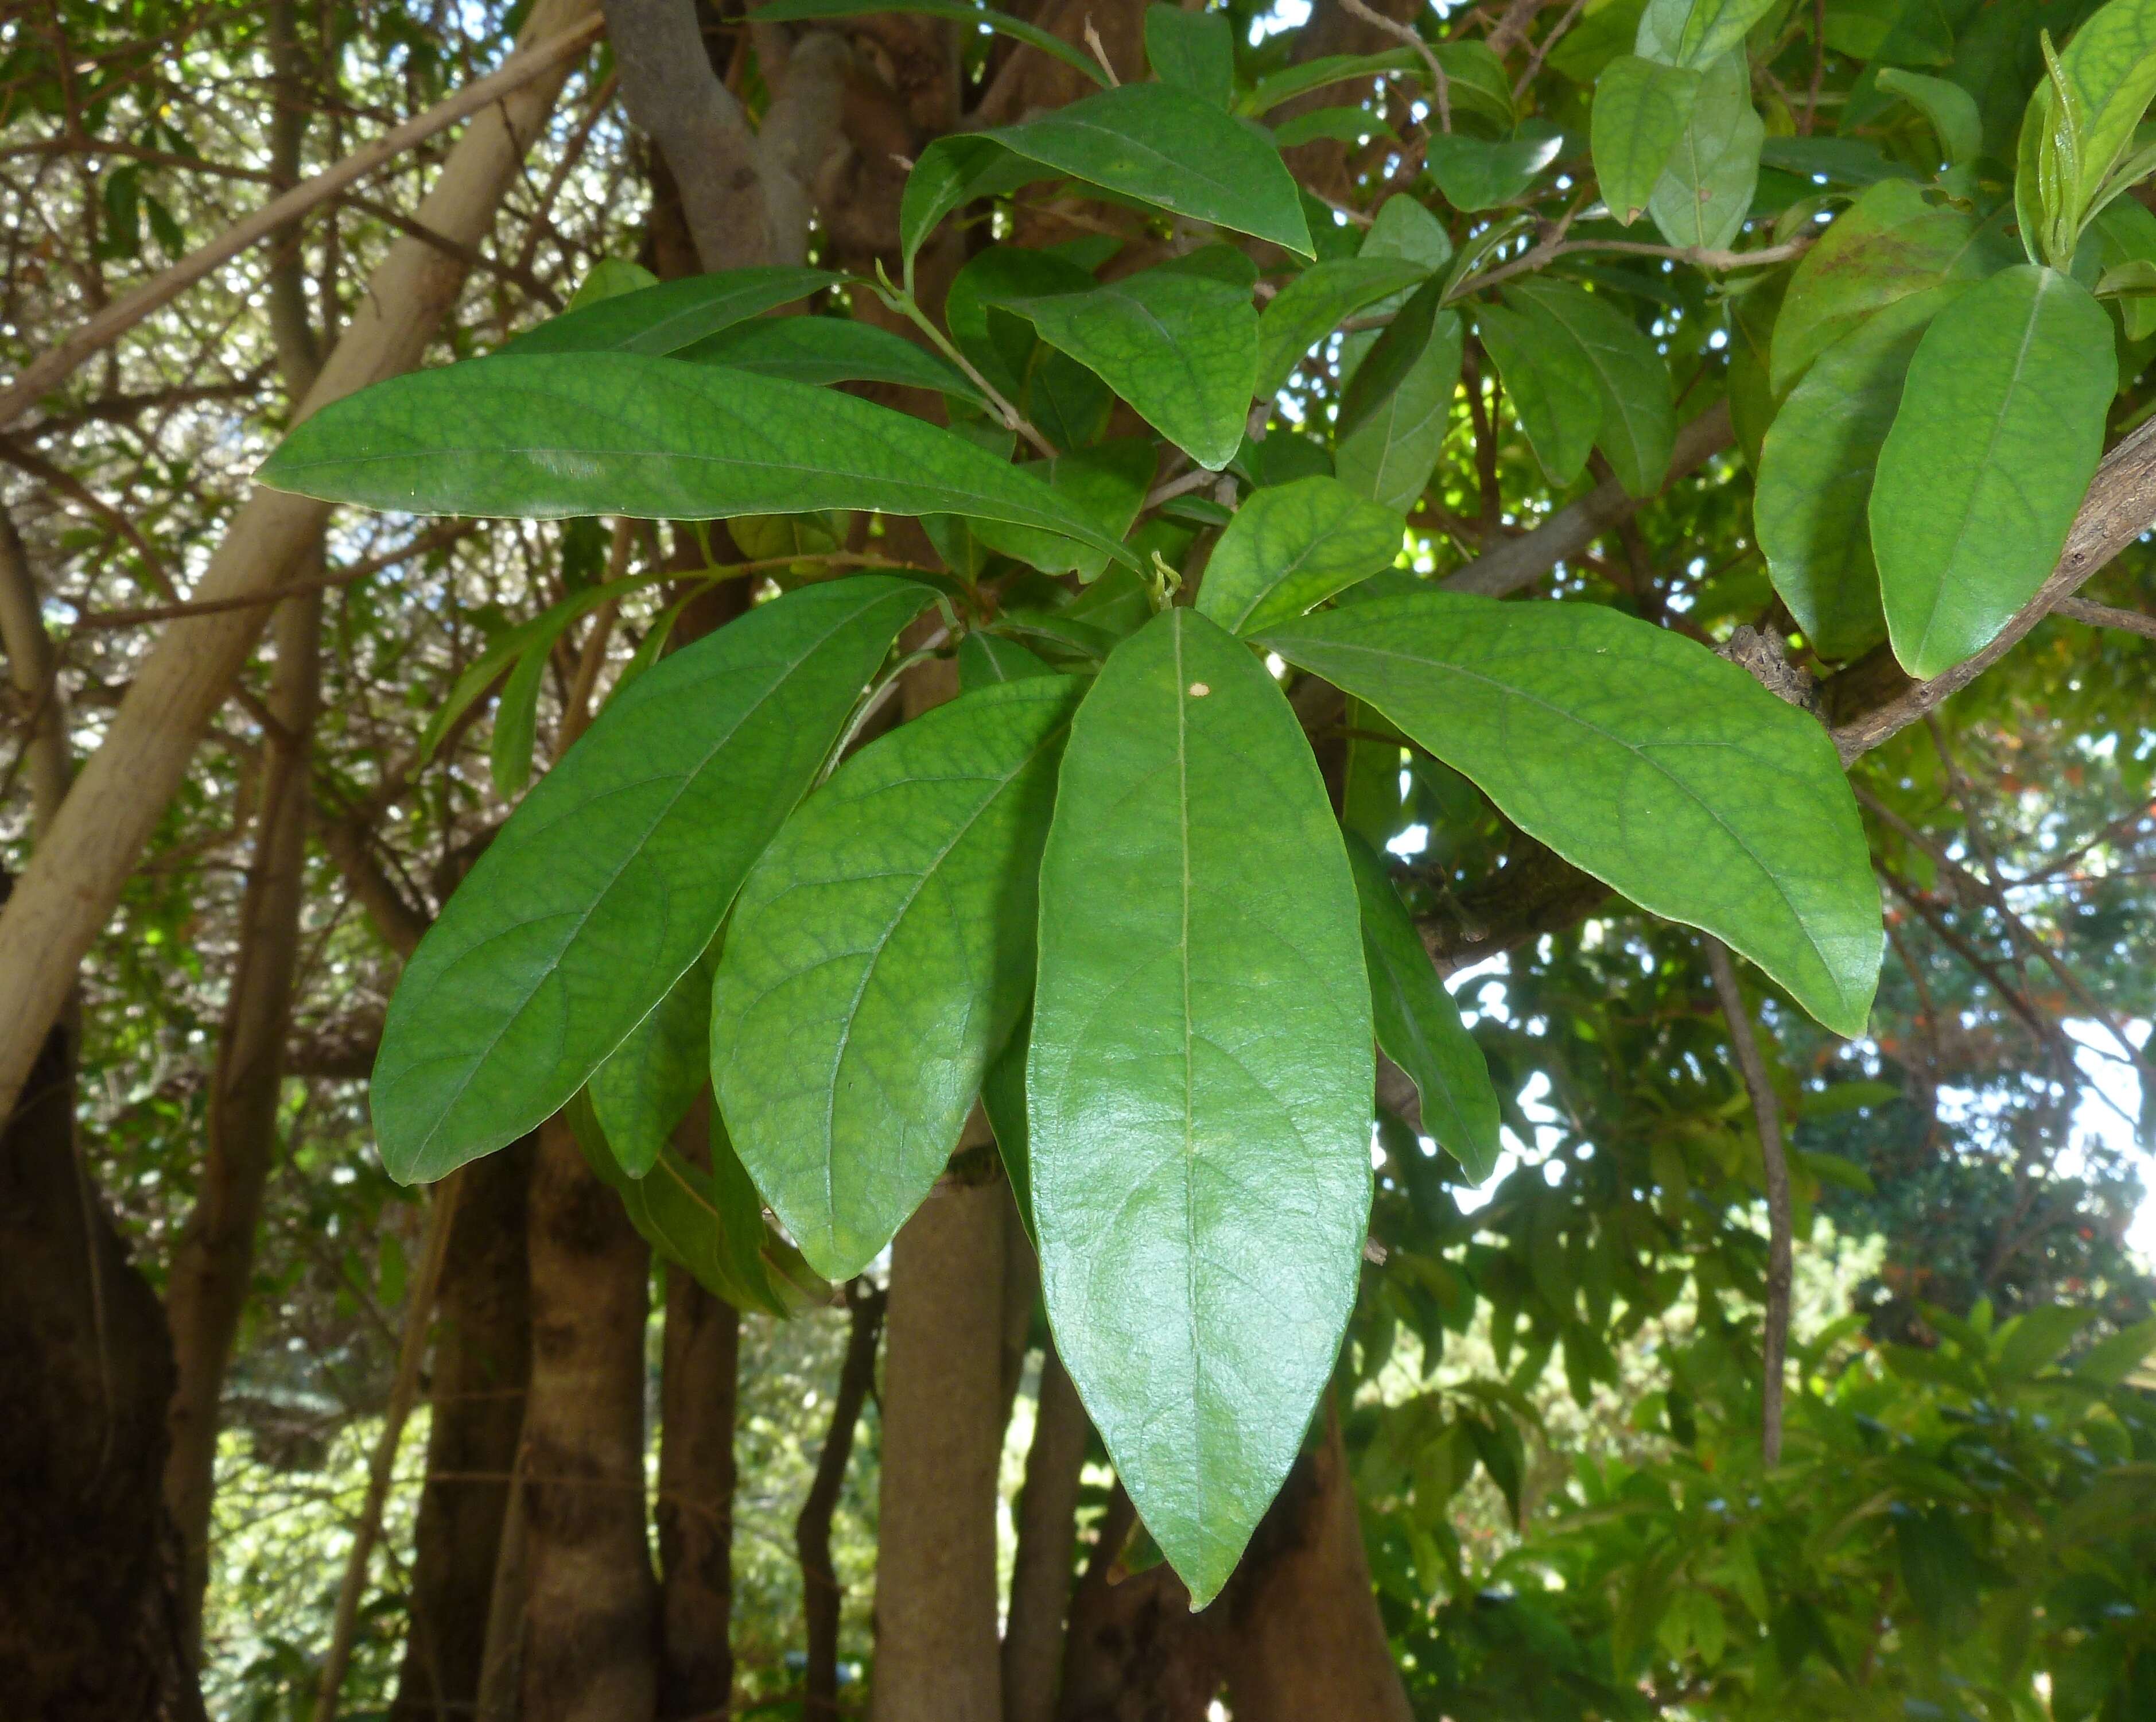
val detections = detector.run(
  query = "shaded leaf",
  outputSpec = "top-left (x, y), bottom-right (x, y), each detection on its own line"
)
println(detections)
top-left (679, 315), bottom-right (984, 404)
top-left (1255, 256), bottom-right (1431, 398)
top-left (1474, 298), bottom-right (1604, 486)
top-left (500, 266), bottom-right (836, 356)
top-left (1195, 475), bottom-right (1405, 633)
top-left (1145, 2), bottom-right (1236, 106)
top-left (1593, 55), bottom-right (1703, 224)
top-left (1506, 276), bottom-right (1677, 497)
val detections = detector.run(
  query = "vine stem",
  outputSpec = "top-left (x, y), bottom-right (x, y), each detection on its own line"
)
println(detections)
top-left (869, 265), bottom-right (1059, 459)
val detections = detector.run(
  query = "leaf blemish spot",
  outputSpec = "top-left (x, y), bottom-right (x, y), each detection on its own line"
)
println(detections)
top-left (1188, 681), bottom-right (1210, 696)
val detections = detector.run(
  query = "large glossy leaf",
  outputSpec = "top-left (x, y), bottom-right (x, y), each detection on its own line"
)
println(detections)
top-left (906, 83), bottom-right (1314, 267)
top-left (679, 315), bottom-right (983, 402)
top-left (1260, 593), bottom-right (1882, 1036)
top-left (589, 944), bottom-right (718, 1178)
top-left (1346, 833), bottom-right (1502, 1182)
top-left (997, 251), bottom-right (1260, 469)
top-left (259, 354), bottom-right (1137, 569)
top-left (367, 576), bottom-right (934, 1184)
top-left (1872, 264), bottom-right (2115, 678)
top-left (1195, 475), bottom-right (1404, 634)
top-left (1771, 179), bottom-right (2017, 392)
top-left (1254, 257), bottom-right (1430, 398)
top-left (1145, 2), bottom-right (1236, 106)
top-left (499, 266), bottom-right (836, 356)
top-left (1028, 607), bottom-right (1372, 1608)
top-left (1473, 299), bottom-right (1603, 486)
top-left (1648, 50), bottom-right (1762, 252)
top-left (1505, 278), bottom-right (1676, 498)
top-left (1755, 287), bottom-right (1959, 660)
top-left (1593, 56), bottom-right (1702, 224)
top-left (713, 677), bottom-right (1081, 1279)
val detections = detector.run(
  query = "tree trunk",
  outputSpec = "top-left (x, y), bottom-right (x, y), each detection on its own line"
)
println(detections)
top-left (1004, 1341), bottom-right (1091, 1722)
top-left (799, 1278), bottom-right (885, 1722)
top-left (0, 1004), bottom-right (204, 1722)
top-left (871, 1163), bottom-right (1009, 1722)
top-left (389, 1134), bottom-right (536, 1722)
top-left (0, 0), bottom-right (601, 1123)
top-left (163, 581), bottom-right (323, 1648)
top-left (1055, 1491), bottom-right (1219, 1722)
top-left (655, 1097), bottom-right (740, 1721)
top-left (518, 1112), bottom-right (659, 1722)
top-left (1217, 1409), bottom-right (1412, 1722)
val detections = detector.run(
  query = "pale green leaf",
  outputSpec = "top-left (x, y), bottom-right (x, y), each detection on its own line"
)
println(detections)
top-left (1195, 475), bottom-right (1404, 634)
top-left (1592, 55), bottom-right (1703, 225)
top-left (1876, 67), bottom-right (1983, 166)
top-left (1260, 593), bottom-right (1882, 1036)
top-left (1145, 2), bottom-right (1236, 107)
top-left (259, 354), bottom-right (1137, 570)
top-left (1648, 50), bottom-right (1762, 253)
top-left (368, 576), bottom-right (933, 1184)
top-left (2052, 0), bottom-right (2156, 215)
top-left (1505, 277), bottom-right (1677, 498)
top-left (714, 678), bottom-right (1081, 1278)
top-left (1336, 293), bottom-right (1463, 513)
top-left (1346, 833), bottom-right (1502, 1182)
top-left (1425, 130), bottom-right (1564, 212)
top-left (1873, 263), bottom-right (2116, 677)
top-left (1636, 0), bottom-right (1780, 68)
top-left (1029, 607), bottom-right (1372, 1608)
top-left (566, 257), bottom-right (658, 308)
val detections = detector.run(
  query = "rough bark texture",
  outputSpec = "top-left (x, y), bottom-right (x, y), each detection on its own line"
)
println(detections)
top-left (655, 1098), bottom-right (740, 1722)
top-left (0, 501), bottom-right (68, 824)
top-left (518, 1114), bottom-right (659, 1722)
top-left (1056, 1492), bottom-right (1219, 1722)
top-left (0, 1001), bottom-right (204, 1722)
top-left (0, 0), bottom-right (601, 1123)
top-left (799, 1278), bottom-right (885, 1722)
top-left (1004, 1342), bottom-right (1091, 1722)
top-left (389, 1135), bottom-right (536, 1722)
top-left (871, 1168), bottom-right (1009, 1722)
top-left (163, 583), bottom-right (323, 1646)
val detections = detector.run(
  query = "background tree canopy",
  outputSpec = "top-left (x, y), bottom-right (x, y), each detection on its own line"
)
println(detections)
top-left (3, 0), bottom-right (2156, 1717)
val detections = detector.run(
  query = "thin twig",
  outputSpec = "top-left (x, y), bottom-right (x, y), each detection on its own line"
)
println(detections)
top-left (1513, 0), bottom-right (1588, 102)
top-left (1339, 0), bottom-right (1452, 131)
top-left (1702, 936), bottom-right (1792, 1468)
top-left (2052, 594), bottom-right (2156, 641)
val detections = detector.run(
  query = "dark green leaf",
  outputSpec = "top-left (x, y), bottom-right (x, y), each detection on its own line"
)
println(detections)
top-left (259, 355), bottom-right (1138, 570)
top-left (1505, 277), bottom-right (1677, 498)
top-left (1255, 257), bottom-right (1431, 398)
top-left (969, 437), bottom-right (1155, 580)
top-left (1260, 592), bottom-right (1882, 1036)
top-left (1336, 296), bottom-right (1463, 513)
top-left (1029, 607), bottom-right (1372, 1607)
top-left (981, 1012), bottom-right (1035, 1247)
top-left (1145, 2), bottom-right (1235, 107)
top-left (1592, 55), bottom-right (1703, 225)
top-left (500, 266), bottom-right (837, 356)
top-left (714, 678), bottom-right (1081, 1278)
top-left (368, 576), bottom-right (933, 1183)
top-left (487, 640), bottom-right (547, 800)
top-left (1346, 833), bottom-right (1502, 1181)
top-left (958, 632), bottom-right (1060, 689)
top-left (1425, 131), bottom-right (1563, 213)
top-left (1194, 475), bottom-right (1405, 634)
top-left (589, 944), bottom-right (718, 1178)
top-left (1272, 105), bottom-right (1397, 148)
top-left (1473, 299), bottom-right (1604, 486)
top-left (1873, 264), bottom-right (2115, 677)
top-left (679, 315), bottom-right (983, 403)
top-left (1755, 286), bottom-right (1961, 659)
top-left (1822, 0), bottom-right (1953, 65)
top-left (1876, 67), bottom-right (1983, 165)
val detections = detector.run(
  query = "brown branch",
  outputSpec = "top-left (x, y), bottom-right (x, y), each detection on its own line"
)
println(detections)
top-left (0, 433), bottom-right (173, 598)
top-left (1703, 936), bottom-right (1792, 1468)
top-left (796, 1278), bottom-right (885, 1722)
top-left (0, 11), bottom-right (606, 428)
top-left (2052, 594), bottom-right (2156, 641)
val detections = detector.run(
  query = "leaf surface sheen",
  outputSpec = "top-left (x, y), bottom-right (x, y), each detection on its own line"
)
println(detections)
top-left (1028, 607), bottom-right (1373, 1608)
top-left (1260, 593), bottom-right (1882, 1037)
top-left (714, 677), bottom-right (1082, 1279)
top-left (1195, 475), bottom-right (1405, 634)
top-left (1871, 263), bottom-right (2115, 677)
top-left (499, 266), bottom-right (838, 356)
top-left (368, 576), bottom-right (934, 1184)
top-left (259, 354), bottom-right (1138, 569)
top-left (1346, 833), bottom-right (1503, 1182)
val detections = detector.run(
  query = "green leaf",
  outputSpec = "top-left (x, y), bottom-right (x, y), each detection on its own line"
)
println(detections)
top-left (2074, 1313), bottom-right (2156, 1386)
top-left (1994, 1303), bottom-right (2096, 1378)
top-left (1755, 286), bottom-right (1962, 659)
top-left (259, 354), bottom-right (1139, 571)
top-left (2094, 193), bottom-right (2156, 338)
top-left (368, 576), bottom-right (933, 1184)
top-left (1259, 593), bottom-right (1882, 1037)
top-left (748, 0), bottom-right (1109, 86)
top-left (1425, 130), bottom-right (1564, 212)
top-left (996, 251), bottom-right (1260, 469)
top-left (1505, 277), bottom-right (1677, 498)
top-left (488, 639), bottom-right (548, 800)
top-left (2050, 0), bottom-right (2156, 216)
top-left (958, 632), bottom-right (1059, 690)
top-left (1336, 292), bottom-right (1463, 513)
top-left (910, 83), bottom-right (1314, 266)
top-left (1772, 179), bottom-right (2017, 393)
top-left (1473, 299), bottom-right (1604, 487)
top-left (1255, 257), bottom-right (1432, 399)
top-left (981, 1011), bottom-right (1035, 1246)
top-left (500, 266), bottom-right (837, 356)
top-left (1636, 0), bottom-right (1780, 68)
top-left (1873, 263), bottom-right (2115, 677)
top-left (1876, 68), bottom-right (1983, 166)
top-left (947, 246), bottom-right (1113, 444)
top-left (679, 315), bottom-right (984, 404)
top-left (1648, 49), bottom-right (1762, 253)
top-left (969, 437), bottom-right (1156, 581)
top-left (1592, 55), bottom-right (1703, 225)
top-left (589, 944), bottom-right (719, 1178)
top-left (1145, 2), bottom-right (1235, 107)
top-left (567, 257), bottom-right (659, 308)
top-left (714, 678), bottom-right (1081, 1278)
top-left (1272, 105), bottom-right (1397, 149)
top-left (1346, 833), bottom-right (1502, 1182)
top-left (1240, 43), bottom-right (1513, 129)
top-left (1821, 0), bottom-right (1954, 66)
top-left (1028, 607), bottom-right (1372, 1608)
top-left (1195, 475), bottom-right (1405, 634)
